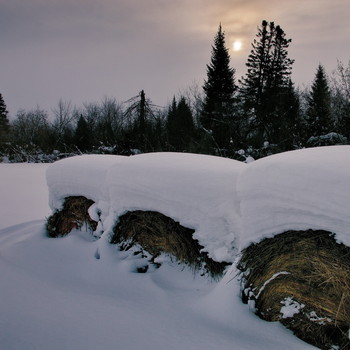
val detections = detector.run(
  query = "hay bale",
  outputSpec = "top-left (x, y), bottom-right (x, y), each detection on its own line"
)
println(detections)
top-left (111, 210), bottom-right (227, 278)
top-left (47, 196), bottom-right (97, 237)
top-left (238, 229), bottom-right (350, 350)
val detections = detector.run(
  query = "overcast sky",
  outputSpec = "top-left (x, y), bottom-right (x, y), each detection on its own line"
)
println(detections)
top-left (1, 0), bottom-right (350, 117)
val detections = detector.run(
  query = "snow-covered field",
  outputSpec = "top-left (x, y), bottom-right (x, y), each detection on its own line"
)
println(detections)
top-left (0, 163), bottom-right (51, 229)
top-left (3, 147), bottom-right (346, 349)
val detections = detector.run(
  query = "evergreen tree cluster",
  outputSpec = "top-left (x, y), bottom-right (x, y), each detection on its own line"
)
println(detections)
top-left (1, 20), bottom-right (349, 163)
top-left (0, 94), bottom-right (10, 147)
top-left (239, 20), bottom-right (296, 149)
top-left (166, 96), bottom-right (196, 151)
top-left (199, 20), bottom-right (348, 159)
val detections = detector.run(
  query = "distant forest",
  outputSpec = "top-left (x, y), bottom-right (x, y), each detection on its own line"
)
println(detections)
top-left (1, 20), bottom-right (349, 163)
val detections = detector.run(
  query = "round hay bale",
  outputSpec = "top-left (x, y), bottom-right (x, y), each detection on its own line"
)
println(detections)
top-left (47, 196), bottom-right (97, 237)
top-left (111, 210), bottom-right (228, 279)
top-left (238, 230), bottom-right (350, 350)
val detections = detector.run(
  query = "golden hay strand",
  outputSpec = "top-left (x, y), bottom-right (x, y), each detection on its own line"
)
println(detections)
top-left (238, 229), bottom-right (350, 350)
top-left (111, 210), bottom-right (227, 278)
top-left (46, 196), bottom-right (97, 237)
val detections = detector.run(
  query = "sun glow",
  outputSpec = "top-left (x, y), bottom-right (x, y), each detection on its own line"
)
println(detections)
top-left (233, 40), bottom-right (242, 52)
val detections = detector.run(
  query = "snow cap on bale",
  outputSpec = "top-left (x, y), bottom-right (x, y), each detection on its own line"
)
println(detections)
top-left (238, 145), bottom-right (350, 250)
top-left (46, 154), bottom-right (125, 211)
top-left (106, 152), bottom-right (245, 263)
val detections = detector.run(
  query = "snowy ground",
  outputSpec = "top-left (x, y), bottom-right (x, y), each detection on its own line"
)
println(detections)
top-left (0, 163), bottom-right (51, 229)
top-left (0, 159), bottom-right (319, 350)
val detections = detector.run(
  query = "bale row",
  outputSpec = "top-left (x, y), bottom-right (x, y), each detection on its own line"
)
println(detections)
top-left (238, 229), bottom-right (350, 350)
top-left (46, 197), bottom-right (227, 278)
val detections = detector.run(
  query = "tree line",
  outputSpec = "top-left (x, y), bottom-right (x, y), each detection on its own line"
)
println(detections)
top-left (1, 20), bottom-right (350, 162)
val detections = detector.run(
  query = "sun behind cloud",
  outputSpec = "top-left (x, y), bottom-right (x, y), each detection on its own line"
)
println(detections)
top-left (233, 40), bottom-right (243, 52)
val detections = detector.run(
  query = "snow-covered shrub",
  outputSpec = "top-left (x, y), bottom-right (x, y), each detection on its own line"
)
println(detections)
top-left (306, 132), bottom-right (347, 147)
top-left (233, 142), bottom-right (282, 162)
top-left (0, 143), bottom-right (77, 163)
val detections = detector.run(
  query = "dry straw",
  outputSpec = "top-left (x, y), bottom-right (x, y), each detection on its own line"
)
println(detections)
top-left (111, 210), bottom-right (227, 278)
top-left (238, 229), bottom-right (350, 350)
top-left (46, 196), bottom-right (97, 237)
top-left (46, 199), bottom-right (226, 278)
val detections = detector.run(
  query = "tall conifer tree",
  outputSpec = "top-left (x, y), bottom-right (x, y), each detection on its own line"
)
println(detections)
top-left (239, 20), bottom-right (294, 146)
top-left (306, 64), bottom-right (332, 138)
top-left (75, 115), bottom-right (93, 152)
top-left (201, 24), bottom-right (236, 151)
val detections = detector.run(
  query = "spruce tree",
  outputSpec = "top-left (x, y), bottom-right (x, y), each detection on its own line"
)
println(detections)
top-left (306, 64), bottom-right (332, 138)
top-left (239, 20), bottom-right (294, 147)
top-left (201, 24), bottom-right (237, 151)
top-left (0, 94), bottom-right (10, 147)
top-left (166, 96), bottom-right (195, 151)
top-left (166, 97), bottom-right (178, 150)
top-left (75, 115), bottom-right (93, 152)
top-left (276, 80), bottom-right (303, 150)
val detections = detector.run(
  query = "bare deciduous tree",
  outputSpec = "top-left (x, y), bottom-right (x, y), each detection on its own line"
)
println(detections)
top-left (52, 99), bottom-right (75, 149)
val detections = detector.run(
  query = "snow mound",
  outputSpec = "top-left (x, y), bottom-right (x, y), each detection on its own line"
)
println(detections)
top-left (238, 145), bottom-right (350, 249)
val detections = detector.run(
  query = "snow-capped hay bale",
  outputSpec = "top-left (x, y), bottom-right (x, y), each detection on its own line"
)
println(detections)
top-left (47, 196), bottom-right (97, 237)
top-left (46, 154), bottom-right (125, 212)
top-left (111, 210), bottom-right (228, 278)
top-left (238, 229), bottom-right (350, 350)
top-left (107, 152), bottom-right (245, 264)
